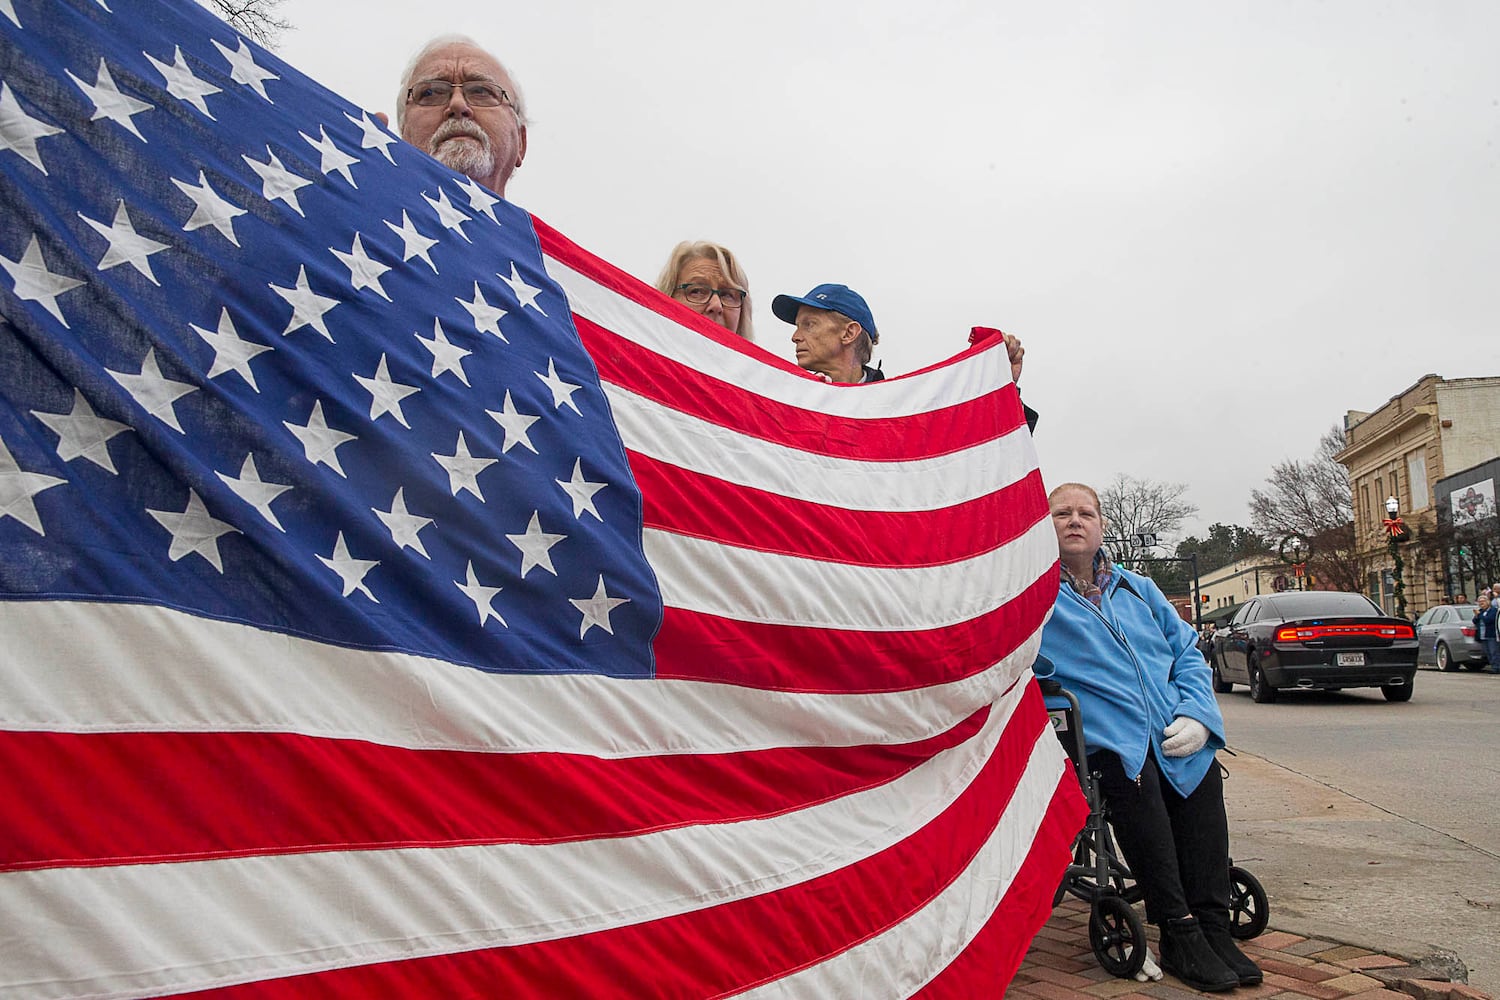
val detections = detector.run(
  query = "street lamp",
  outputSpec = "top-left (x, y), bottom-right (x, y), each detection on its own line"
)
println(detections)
top-left (1383, 496), bottom-right (1407, 618)
top-left (1277, 533), bottom-right (1313, 591)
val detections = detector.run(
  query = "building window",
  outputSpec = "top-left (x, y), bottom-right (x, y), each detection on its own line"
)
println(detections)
top-left (1375, 475), bottom-right (1383, 511)
top-left (1361, 483), bottom-right (1371, 526)
top-left (1407, 451), bottom-right (1429, 510)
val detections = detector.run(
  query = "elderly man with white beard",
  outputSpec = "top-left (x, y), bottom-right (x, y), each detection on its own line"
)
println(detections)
top-left (380, 35), bottom-right (529, 199)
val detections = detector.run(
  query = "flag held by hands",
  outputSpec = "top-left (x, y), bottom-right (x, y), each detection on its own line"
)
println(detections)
top-left (0, 1), bottom-right (1084, 994)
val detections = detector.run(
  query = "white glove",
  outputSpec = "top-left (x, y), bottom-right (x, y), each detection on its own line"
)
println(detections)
top-left (1161, 716), bottom-right (1210, 757)
top-left (1132, 945), bottom-right (1164, 982)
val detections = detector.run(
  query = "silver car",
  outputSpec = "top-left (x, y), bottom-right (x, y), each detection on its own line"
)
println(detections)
top-left (1414, 604), bottom-right (1488, 671)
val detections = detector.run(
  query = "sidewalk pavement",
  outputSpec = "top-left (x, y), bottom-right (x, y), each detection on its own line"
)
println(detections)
top-left (1008, 897), bottom-right (1493, 1000)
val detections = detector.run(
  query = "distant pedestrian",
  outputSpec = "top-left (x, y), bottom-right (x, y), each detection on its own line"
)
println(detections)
top-left (1473, 594), bottom-right (1499, 673)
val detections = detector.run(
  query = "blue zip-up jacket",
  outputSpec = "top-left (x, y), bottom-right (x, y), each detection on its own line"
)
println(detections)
top-left (1037, 562), bottom-right (1225, 797)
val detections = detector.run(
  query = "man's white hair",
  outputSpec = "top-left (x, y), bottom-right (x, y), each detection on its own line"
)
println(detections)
top-left (394, 33), bottom-right (529, 133)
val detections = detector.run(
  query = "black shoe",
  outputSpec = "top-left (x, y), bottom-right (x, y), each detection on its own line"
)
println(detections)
top-left (1159, 916), bottom-right (1240, 992)
top-left (1202, 922), bottom-right (1263, 986)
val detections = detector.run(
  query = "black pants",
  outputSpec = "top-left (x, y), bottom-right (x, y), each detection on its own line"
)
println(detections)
top-left (1090, 747), bottom-right (1232, 928)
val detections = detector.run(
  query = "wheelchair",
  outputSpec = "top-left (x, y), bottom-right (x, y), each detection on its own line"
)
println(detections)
top-left (1039, 676), bottom-right (1270, 979)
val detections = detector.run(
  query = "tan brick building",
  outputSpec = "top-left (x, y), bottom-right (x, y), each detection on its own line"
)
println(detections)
top-left (1334, 374), bottom-right (1500, 616)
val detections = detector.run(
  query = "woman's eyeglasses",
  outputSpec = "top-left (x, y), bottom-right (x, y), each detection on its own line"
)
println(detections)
top-left (674, 283), bottom-right (746, 307)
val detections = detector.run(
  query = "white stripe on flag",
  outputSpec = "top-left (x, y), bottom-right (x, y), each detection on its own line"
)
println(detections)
top-left (0, 602), bottom-right (1042, 753)
top-left (645, 517), bottom-right (1057, 629)
top-left (605, 383), bottom-right (1037, 511)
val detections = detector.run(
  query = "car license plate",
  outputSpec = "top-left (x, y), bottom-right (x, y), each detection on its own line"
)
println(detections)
top-left (1336, 652), bottom-right (1366, 666)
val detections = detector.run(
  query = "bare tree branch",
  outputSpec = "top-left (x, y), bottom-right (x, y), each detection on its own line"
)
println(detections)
top-left (1098, 474), bottom-right (1198, 558)
top-left (197, 0), bottom-right (291, 49)
top-left (1249, 424), bottom-right (1368, 592)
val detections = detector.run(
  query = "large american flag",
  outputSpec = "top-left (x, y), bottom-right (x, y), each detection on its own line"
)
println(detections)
top-left (0, 1), bottom-right (1084, 995)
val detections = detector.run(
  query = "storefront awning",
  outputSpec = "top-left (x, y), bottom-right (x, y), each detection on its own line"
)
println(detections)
top-left (1198, 603), bottom-right (1242, 626)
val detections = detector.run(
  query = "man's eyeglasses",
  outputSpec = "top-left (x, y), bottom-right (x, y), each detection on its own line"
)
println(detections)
top-left (407, 80), bottom-right (514, 109)
top-left (674, 283), bottom-right (746, 307)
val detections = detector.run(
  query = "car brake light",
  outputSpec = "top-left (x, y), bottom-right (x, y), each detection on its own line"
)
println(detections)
top-left (1461, 626), bottom-right (1476, 638)
top-left (1274, 623), bottom-right (1415, 642)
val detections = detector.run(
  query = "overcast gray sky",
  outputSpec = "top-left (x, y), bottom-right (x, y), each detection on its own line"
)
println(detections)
top-left (277, 0), bottom-right (1499, 541)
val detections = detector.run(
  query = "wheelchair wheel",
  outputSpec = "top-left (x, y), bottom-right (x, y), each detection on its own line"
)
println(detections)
top-left (1228, 865), bottom-right (1270, 939)
top-left (1089, 895), bottom-right (1146, 979)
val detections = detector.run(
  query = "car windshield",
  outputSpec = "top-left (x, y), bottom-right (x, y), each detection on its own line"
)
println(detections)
top-left (1456, 605), bottom-right (1477, 617)
top-left (1263, 592), bottom-right (1383, 617)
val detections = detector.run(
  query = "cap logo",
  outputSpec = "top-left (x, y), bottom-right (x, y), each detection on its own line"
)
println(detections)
top-left (815, 294), bottom-right (827, 300)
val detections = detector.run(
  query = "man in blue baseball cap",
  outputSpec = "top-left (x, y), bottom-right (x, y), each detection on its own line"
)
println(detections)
top-left (771, 283), bottom-right (883, 384)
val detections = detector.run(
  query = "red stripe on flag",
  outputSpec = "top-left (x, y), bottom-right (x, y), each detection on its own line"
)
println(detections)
top-left (578, 316), bottom-right (1026, 460)
top-left (636, 454), bottom-right (1046, 566)
top-left (182, 686), bottom-right (1062, 999)
top-left (0, 710), bottom-right (987, 872)
top-left (654, 569), bottom-right (1059, 691)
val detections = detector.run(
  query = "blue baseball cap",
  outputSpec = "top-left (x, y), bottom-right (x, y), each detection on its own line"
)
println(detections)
top-left (771, 283), bottom-right (879, 344)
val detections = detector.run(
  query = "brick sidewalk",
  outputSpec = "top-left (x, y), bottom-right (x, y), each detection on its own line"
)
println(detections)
top-left (1008, 899), bottom-right (1492, 1000)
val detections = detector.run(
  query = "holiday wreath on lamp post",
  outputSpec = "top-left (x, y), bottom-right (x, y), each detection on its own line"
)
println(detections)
top-left (1383, 496), bottom-right (1410, 618)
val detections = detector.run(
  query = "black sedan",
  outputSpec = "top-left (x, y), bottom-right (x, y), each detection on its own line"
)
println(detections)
top-left (1208, 591), bottom-right (1418, 703)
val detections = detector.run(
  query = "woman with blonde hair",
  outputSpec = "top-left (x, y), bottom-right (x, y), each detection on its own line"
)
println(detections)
top-left (654, 241), bottom-right (753, 341)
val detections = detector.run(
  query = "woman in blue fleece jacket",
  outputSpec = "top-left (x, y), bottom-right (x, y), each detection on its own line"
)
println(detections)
top-left (1037, 483), bottom-right (1259, 992)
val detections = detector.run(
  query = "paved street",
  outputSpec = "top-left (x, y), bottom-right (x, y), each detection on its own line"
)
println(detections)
top-left (1217, 669), bottom-right (1500, 995)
